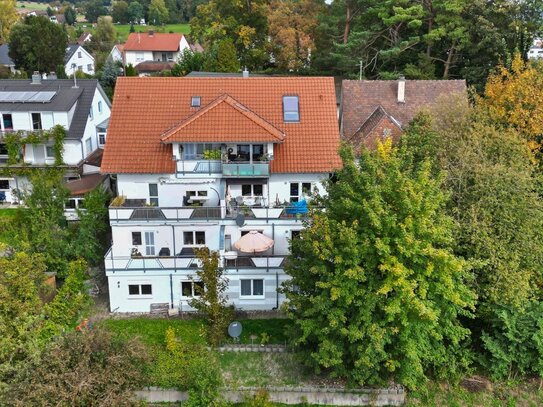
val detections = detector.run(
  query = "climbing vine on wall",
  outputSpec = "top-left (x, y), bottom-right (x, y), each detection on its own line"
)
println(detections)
top-left (3, 125), bottom-right (66, 167)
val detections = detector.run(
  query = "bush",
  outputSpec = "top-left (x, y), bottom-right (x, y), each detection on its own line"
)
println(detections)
top-left (480, 302), bottom-right (543, 380)
top-left (4, 327), bottom-right (149, 406)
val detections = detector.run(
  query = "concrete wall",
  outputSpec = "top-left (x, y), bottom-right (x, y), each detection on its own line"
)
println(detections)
top-left (135, 386), bottom-right (405, 406)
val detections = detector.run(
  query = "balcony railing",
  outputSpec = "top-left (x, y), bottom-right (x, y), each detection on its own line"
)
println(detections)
top-left (104, 247), bottom-right (285, 272)
top-left (108, 205), bottom-right (311, 222)
top-left (222, 162), bottom-right (269, 177)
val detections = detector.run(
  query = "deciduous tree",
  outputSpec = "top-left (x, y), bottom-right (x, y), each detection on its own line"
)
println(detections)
top-left (283, 141), bottom-right (475, 388)
top-left (128, 1), bottom-right (144, 23)
top-left (0, 0), bottom-right (19, 44)
top-left (112, 0), bottom-right (130, 24)
top-left (8, 16), bottom-right (68, 73)
top-left (148, 0), bottom-right (169, 25)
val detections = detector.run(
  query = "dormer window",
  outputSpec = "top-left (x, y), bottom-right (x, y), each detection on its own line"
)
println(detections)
top-left (191, 96), bottom-right (201, 107)
top-left (283, 96), bottom-right (299, 122)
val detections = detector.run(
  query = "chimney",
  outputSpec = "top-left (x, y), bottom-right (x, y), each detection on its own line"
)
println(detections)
top-left (48, 72), bottom-right (57, 80)
top-left (31, 71), bottom-right (41, 85)
top-left (242, 67), bottom-right (249, 78)
top-left (148, 30), bottom-right (154, 37)
top-left (397, 75), bottom-right (405, 103)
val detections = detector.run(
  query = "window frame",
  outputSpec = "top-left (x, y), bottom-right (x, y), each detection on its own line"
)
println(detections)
top-left (240, 278), bottom-right (265, 299)
top-left (98, 133), bottom-right (106, 146)
top-left (85, 138), bottom-right (92, 155)
top-left (149, 183), bottom-right (158, 206)
top-left (98, 101), bottom-right (102, 113)
top-left (45, 145), bottom-right (55, 159)
top-left (282, 95), bottom-right (300, 122)
top-left (191, 96), bottom-right (201, 107)
top-left (183, 231), bottom-right (206, 246)
top-left (132, 231), bottom-right (142, 246)
top-left (144, 231), bottom-right (155, 256)
top-left (0, 179), bottom-right (10, 190)
top-left (128, 283), bottom-right (153, 297)
top-left (31, 113), bottom-right (42, 130)
top-left (181, 280), bottom-right (204, 298)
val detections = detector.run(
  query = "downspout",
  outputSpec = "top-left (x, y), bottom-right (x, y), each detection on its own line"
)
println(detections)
top-left (169, 274), bottom-right (173, 309)
top-left (274, 271), bottom-right (279, 310)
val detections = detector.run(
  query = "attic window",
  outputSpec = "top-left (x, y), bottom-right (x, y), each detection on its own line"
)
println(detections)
top-left (283, 96), bottom-right (299, 122)
top-left (191, 96), bottom-right (201, 107)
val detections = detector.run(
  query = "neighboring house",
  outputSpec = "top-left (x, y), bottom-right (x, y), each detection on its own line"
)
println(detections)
top-left (123, 31), bottom-right (191, 73)
top-left (65, 44), bottom-right (95, 76)
top-left (528, 47), bottom-right (543, 60)
top-left (108, 44), bottom-right (124, 64)
top-left (341, 77), bottom-right (467, 150)
top-left (0, 75), bottom-right (111, 204)
top-left (77, 32), bottom-right (93, 45)
top-left (100, 75), bottom-right (341, 313)
top-left (0, 45), bottom-right (16, 74)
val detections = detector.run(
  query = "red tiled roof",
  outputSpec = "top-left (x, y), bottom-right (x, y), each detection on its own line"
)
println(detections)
top-left (341, 79), bottom-right (467, 140)
top-left (161, 94), bottom-right (286, 143)
top-left (101, 77), bottom-right (341, 174)
top-left (124, 32), bottom-right (183, 52)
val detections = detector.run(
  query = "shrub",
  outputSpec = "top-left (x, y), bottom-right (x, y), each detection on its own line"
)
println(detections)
top-left (481, 302), bottom-right (543, 380)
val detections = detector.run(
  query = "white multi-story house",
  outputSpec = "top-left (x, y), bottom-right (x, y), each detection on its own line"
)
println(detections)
top-left (101, 75), bottom-right (341, 313)
top-left (0, 75), bottom-right (111, 203)
top-left (65, 44), bottom-right (95, 76)
top-left (123, 31), bottom-right (191, 75)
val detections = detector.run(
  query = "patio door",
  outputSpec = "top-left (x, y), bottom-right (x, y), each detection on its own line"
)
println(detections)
top-left (145, 232), bottom-right (155, 256)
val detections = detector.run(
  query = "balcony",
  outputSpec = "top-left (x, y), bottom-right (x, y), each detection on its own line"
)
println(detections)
top-left (104, 247), bottom-right (285, 272)
top-left (222, 162), bottom-right (269, 177)
top-left (108, 203), bottom-right (310, 222)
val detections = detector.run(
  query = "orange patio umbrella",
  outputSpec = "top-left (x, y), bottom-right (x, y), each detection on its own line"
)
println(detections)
top-left (233, 231), bottom-right (274, 253)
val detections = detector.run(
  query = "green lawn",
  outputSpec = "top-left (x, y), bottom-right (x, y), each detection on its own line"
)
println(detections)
top-left (236, 318), bottom-right (291, 345)
top-left (16, 1), bottom-right (50, 11)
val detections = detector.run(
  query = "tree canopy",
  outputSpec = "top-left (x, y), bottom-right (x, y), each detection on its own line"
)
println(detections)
top-left (8, 16), bottom-right (68, 74)
top-left (0, 0), bottom-right (18, 45)
top-left (283, 140), bottom-right (475, 388)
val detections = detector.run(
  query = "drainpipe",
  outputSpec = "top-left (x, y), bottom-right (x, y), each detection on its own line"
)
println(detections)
top-left (169, 273), bottom-right (173, 309)
top-left (272, 223), bottom-right (275, 255)
top-left (171, 225), bottom-right (176, 268)
top-left (274, 271), bottom-right (279, 310)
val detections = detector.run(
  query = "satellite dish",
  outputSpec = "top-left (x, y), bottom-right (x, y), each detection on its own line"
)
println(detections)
top-left (228, 321), bottom-right (242, 341)
top-left (235, 214), bottom-right (245, 227)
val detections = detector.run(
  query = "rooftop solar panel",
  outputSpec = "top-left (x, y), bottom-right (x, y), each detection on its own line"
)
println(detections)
top-left (0, 91), bottom-right (56, 103)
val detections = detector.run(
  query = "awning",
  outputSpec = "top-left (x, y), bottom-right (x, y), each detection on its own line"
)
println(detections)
top-left (233, 231), bottom-right (274, 253)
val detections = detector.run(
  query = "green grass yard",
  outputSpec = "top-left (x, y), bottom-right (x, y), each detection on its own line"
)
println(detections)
top-left (16, 1), bottom-right (50, 11)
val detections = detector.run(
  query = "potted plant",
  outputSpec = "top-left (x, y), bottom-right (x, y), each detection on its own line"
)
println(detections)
top-left (131, 247), bottom-right (142, 258)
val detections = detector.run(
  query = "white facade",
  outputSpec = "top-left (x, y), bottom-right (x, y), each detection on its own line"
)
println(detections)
top-left (106, 145), bottom-right (327, 313)
top-left (124, 36), bottom-right (190, 66)
top-left (65, 46), bottom-right (95, 76)
top-left (0, 81), bottom-right (111, 203)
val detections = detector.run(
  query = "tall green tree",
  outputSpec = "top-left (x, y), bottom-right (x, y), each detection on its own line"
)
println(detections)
top-left (172, 48), bottom-right (207, 76)
top-left (8, 16), bottom-right (68, 73)
top-left (148, 0), bottom-right (169, 25)
top-left (84, 0), bottom-right (109, 23)
top-left (204, 38), bottom-right (240, 73)
top-left (283, 141), bottom-right (475, 389)
top-left (63, 5), bottom-right (77, 26)
top-left (190, 0), bottom-right (269, 69)
top-left (112, 0), bottom-right (130, 24)
top-left (128, 1), bottom-right (144, 23)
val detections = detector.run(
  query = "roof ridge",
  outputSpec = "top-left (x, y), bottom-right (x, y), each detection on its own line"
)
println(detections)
top-left (161, 94), bottom-right (285, 142)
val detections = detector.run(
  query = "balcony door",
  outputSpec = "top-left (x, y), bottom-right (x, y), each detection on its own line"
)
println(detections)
top-left (145, 232), bottom-right (155, 256)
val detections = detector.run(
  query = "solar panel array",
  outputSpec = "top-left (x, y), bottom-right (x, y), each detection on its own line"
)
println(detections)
top-left (0, 91), bottom-right (57, 103)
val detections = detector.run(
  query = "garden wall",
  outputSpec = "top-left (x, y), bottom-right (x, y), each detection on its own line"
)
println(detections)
top-left (135, 385), bottom-right (405, 406)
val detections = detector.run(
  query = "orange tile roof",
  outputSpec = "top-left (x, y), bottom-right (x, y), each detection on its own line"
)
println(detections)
top-left (161, 94), bottom-right (286, 143)
top-left (124, 32), bottom-right (183, 52)
top-left (101, 77), bottom-right (341, 174)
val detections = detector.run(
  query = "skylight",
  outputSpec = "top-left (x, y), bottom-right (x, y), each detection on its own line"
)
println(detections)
top-left (191, 96), bottom-right (201, 107)
top-left (283, 96), bottom-right (299, 122)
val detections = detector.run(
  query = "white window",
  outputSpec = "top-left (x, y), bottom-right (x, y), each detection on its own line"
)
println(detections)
top-left (290, 182), bottom-right (311, 203)
top-left (98, 133), bottom-right (106, 146)
top-left (283, 96), bottom-right (300, 122)
top-left (98, 101), bottom-right (102, 113)
top-left (149, 183), bottom-right (158, 206)
top-left (87, 64), bottom-right (92, 72)
top-left (132, 231), bottom-right (142, 245)
top-left (241, 184), bottom-right (263, 197)
top-left (85, 138), bottom-right (92, 155)
top-left (191, 96), bottom-right (201, 107)
top-left (181, 281), bottom-right (204, 297)
top-left (78, 51), bottom-right (82, 58)
top-left (78, 65), bottom-right (83, 71)
top-left (31, 113), bottom-right (42, 130)
top-left (45, 145), bottom-right (55, 159)
top-left (136, 52), bottom-right (144, 61)
top-left (89, 106), bottom-right (93, 119)
top-left (240, 279), bottom-right (264, 298)
top-left (183, 231), bottom-right (205, 246)
top-left (128, 283), bottom-right (152, 296)
top-left (145, 231), bottom-right (155, 256)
